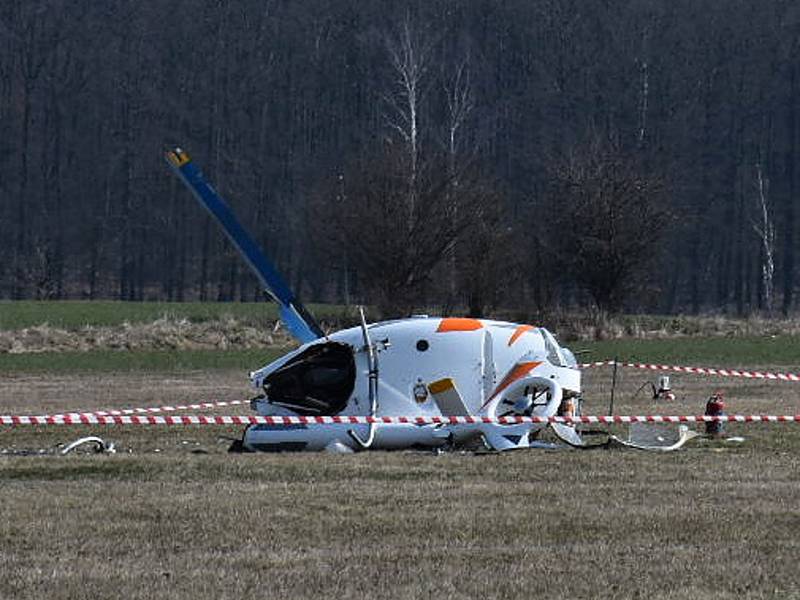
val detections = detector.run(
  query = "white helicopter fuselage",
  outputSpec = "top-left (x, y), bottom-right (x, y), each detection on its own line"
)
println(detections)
top-left (166, 148), bottom-right (581, 453)
top-left (244, 316), bottom-right (581, 452)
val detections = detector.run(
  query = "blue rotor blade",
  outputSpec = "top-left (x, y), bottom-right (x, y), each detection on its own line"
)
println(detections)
top-left (166, 147), bottom-right (323, 344)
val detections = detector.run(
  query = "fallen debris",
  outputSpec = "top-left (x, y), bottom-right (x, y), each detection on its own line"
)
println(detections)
top-left (609, 423), bottom-right (699, 452)
top-left (60, 436), bottom-right (116, 455)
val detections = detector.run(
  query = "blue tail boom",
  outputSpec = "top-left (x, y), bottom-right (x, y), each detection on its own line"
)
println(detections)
top-left (166, 147), bottom-right (324, 344)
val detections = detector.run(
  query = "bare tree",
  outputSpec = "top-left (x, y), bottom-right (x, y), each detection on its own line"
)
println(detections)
top-left (0, 0), bottom-right (794, 317)
top-left (753, 162), bottom-right (775, 314)
top-left (382, 15), bottom-right (435, 227)
top-left (8, 4), bottom-right (50, 298)
top-left (442, 57), bottom-right (476, 299)
top-left (544, 139), bottom-right (671, 312)
top-left (312, 146), bottom-right (497, 315)
top-left (443, 58), bottom-right (475, 172)
top-left (459, 186), bottom-right (516, 317)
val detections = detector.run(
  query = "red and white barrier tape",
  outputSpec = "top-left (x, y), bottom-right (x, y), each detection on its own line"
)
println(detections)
top-left (580, 360), bottom-right (800, 382)
top-left (27, 359), bottom-right (798, 424)
top-left (50, 399), bottom-right (247, 419)
top-left (2, 414), bottom-right (799, 426)
top-left (42, 360), bottom-right (797, 420)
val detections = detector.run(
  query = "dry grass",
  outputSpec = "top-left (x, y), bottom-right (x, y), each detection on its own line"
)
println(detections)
top-left (2, 450), bottom-right (799, 600)
top-left (0, 316), bottom-right (296, 354)
top-left (5, 311), bottom-right (800, 355)
top-left (1, 367), bottom-right (800, 598)
top-left (522, 311), bottom-right (800, 342)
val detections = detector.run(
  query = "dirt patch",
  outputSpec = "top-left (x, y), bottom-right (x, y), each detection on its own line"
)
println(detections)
top-left (0, 370), bottom-right (250, 415)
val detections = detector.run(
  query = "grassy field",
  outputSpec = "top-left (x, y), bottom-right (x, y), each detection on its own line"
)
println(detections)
top-left (581, 335), bottom-right (800, 366)
top-left (1, 359), bottom-right (800, 598)
top-left (2, 301), bottom-right (799, 373)
top-left (1, 335), bottom-right (798, 374)
top-left (2, 446), bottom-right (799, 599)
top-left (2, 305), bottom-right (800, 598)
top-left (0, 300), bottom-right (349, 329)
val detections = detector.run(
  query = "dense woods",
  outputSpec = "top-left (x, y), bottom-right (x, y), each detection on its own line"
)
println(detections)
top-left (1, 0), bottom-right (799, 316)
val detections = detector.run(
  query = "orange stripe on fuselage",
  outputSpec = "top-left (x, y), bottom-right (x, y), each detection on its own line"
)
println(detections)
top-left (507, 324), bottom-right (535, 346)
top-left (482, 361), bottom-right (543, 408)
top-left (436, 318), bottom-right (483, 332)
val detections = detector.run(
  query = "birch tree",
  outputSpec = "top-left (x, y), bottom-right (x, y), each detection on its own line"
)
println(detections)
top-left (753, 162), bottom-right (775, 314)
top-left (442, 56), bottom-right (475, 299)
top-left (382, 16), bottom-right (435, 227)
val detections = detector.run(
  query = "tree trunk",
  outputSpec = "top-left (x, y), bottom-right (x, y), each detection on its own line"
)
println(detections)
top-left (783, 62), bottom-right (797, 315)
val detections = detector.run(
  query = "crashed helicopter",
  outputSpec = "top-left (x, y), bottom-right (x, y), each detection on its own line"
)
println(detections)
top-left (166, 147), bottom-right (585, 453)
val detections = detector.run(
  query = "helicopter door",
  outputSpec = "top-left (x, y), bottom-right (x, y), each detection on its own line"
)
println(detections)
top-left (262, 342), bottom-right (356, 416)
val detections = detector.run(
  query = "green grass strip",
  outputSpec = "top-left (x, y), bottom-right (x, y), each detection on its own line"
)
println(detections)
top-left (0, 300), bottom-right (348, 330)
top-left (576, 335), bottom-right (800, 366)
top-left (2, 336), bottom-right (798, 374)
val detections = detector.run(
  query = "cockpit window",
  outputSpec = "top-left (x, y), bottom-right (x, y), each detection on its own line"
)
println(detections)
top-left (560, 347), bottom-right (578, 368)
top-left (262, 342), bottom-right (355, 415)
top-left (541, 329), bottom-right (566, 367)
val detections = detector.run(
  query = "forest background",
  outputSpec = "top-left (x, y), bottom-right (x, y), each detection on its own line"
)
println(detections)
top-left (2, 0), bottom-right (800, 318)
